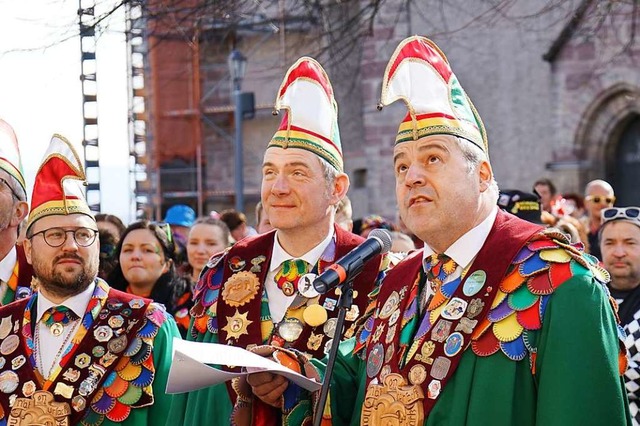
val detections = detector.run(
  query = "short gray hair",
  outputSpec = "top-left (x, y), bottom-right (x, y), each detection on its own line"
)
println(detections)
top-left (454, 137), bottom-right (499, 201)
top-left (318, 156), bottom-right (340, 189)
top-left (318, 156), bottom-right (343, 211)
top-left (2, 172), bottom-right (27, 203)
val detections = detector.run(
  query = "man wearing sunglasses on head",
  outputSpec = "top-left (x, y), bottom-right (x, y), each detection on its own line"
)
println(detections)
top-left (0, 119), bottom-right (33, 305)
top-left (584, 179), bottom-right (616, 260)
top-left (0, 135), bottom-right (181, 426)
top-left (601, 206), bottom-right (640, 423)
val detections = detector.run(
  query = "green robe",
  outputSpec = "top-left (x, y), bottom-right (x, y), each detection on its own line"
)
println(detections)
top-left (92, 316), bottom-right (181, 426)
top-left (164, 321), bottom-right (232, 426)
top-left (314, 274), bottom-right (631, 425)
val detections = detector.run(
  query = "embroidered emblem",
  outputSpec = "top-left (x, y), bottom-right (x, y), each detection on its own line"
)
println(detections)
top-left (323, 298), bottom-right (337, 311)
top-left (221, 271), bottom-right (260, 307)
top-left (366, 343), bottom-right (384, 378)
top-left (431, 356), bottom-right (451, 380)
top-left (379, 291), bottom-right (400, 319)
top-left (229, 256), bottom-right (246, 272)
top-left (223, 309), bottom-right (253, 340)
top-left (0, 370), bottom-right (18, 393)
top-left (431, 319), bottom-right (452, 342)
top-left (250, 255), bottom-right (267, 273)
top-left (427, 379), bottom-right (441, 399)
top-left (444, 332), bottom-right (464, 357)
top-left (441, 297), bottom-right (468, 320)
top-left (455, 317), bottom-right (478, 334)
top-left (463, 270), bottom-right (486, 296)
top-left (466, 298), bottom-right (484, 319)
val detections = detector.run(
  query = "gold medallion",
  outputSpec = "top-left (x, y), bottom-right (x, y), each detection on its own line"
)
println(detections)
top-left (281, 281), bottom-right (296, 297)
top-left (361, 373), bottom-right (424, 426)
top-left (221, 271), bottom-right (260, 307)
top-left (302, 304), bottom-right (328, 327)
top-left (408, 364), bottom-right (427, 385)
top-left (54, 382), bottom-right (74, 399)
top-left (223, 310), bottom-right (253, 340)
top-left (50, 322), bottom-right (64, 337)
top-left (307, 332), bottom-right (324, 351)
top-left (345, 305), bottom-right (360, 322)
top-left (415, 341), bottom-right (435, 364)
top-left (9, 390), bottom-right (71, 425)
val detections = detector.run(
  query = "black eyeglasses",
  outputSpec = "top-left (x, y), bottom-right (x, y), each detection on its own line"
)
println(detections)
top-left (602, 207), bottom-right (640, 224)
top-left (0, 177), bottom-right (20, 200)
top-left (30, 227), bottom-right (99, 248)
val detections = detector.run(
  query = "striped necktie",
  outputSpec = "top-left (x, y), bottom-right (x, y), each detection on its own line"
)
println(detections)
top-left (420, 254), bottom-right (458, 313)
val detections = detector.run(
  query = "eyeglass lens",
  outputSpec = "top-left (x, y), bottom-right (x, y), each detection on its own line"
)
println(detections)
top-left (591, 196), bottom-right (614, 204)
top-left (603, 207), bottom-right (640, 219)
top-left (43, 228), bottom-right (97, 247)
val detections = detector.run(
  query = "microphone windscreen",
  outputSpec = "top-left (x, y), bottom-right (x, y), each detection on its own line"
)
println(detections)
top-left (369, 229), bottom-right (392, 254)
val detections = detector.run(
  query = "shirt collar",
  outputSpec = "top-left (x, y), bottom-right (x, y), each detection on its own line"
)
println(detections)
top-left (270, 227), bottom-right (335, 272)
top-left (423, 206), bottom-right (498, 270)
top-left (37, 281), bottom-right (96, 322)
top-left (0, 247), bottom-right (17, 282)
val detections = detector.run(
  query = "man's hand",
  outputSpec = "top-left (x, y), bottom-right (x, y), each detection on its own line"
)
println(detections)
top-left (246, 372), bottom-right (289, 407)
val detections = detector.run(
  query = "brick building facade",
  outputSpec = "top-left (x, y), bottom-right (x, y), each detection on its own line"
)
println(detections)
top-left (144, 0), bottom-right (640, 222)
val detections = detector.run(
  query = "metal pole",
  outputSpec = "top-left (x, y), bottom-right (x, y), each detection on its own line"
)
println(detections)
top-left (234, 88), bottom-right (244, 212)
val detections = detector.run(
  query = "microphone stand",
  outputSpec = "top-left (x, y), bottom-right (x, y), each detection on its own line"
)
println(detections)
top-left (313, 277), bottom-right (354, 426)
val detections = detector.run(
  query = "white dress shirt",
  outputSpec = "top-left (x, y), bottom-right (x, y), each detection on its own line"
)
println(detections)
top-left (266, 229), bottom-right (335, 323)
top-left (422, 206), bottom-right (498, 299)
top-left (36, 282), bottom-right (95, 377)
top-left (0, 246), bottom-right (17, 302)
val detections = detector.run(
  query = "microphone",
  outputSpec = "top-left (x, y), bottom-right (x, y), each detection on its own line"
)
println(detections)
top-left (313, 229), bottom-right (392, 294)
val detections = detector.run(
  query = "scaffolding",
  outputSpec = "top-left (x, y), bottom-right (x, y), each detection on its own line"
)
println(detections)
top-left (78, 0), bottom-right (101, 212)
top-left (125, 1), bottom-right (157, 220)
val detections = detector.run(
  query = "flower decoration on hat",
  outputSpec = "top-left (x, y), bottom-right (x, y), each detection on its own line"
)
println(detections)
top-left (268, 57), bottom-right (343, 172)
top-left (0, 119), bottom-right (26, 195)
top-left (27, 134), bottom-right (93, 231)
top-left (378, 36), bottom-right (488, 154)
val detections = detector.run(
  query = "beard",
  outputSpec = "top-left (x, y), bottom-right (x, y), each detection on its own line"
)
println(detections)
top-left (32, 254), bottom-right (98, 299)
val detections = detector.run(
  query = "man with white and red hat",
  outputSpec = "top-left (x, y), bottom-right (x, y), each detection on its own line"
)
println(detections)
top-left (247, 36), bottom-right (629, 425)
top-left (0, 135), bottom-right (181, 425)
top-left (0, 119), bottom-right (33, 305)
top-left (166, 57), bottom-right (388, 426)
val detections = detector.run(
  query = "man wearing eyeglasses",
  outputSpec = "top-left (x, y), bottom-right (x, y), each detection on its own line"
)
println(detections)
top-left (0, 135), bottom-right (181, 426)
top-left (600, 206), bottom-right (640, 423)
top-left (584, 179), bottom-right (616, 260)
top-left (0, 119), bottom-right (33, 305)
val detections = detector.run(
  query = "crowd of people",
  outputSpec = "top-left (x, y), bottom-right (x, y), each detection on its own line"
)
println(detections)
top-left (0, 35), bottom-right (638, 425)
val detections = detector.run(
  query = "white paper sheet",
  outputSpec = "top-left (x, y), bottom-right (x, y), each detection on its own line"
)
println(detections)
top-left (166, 338), bottom-right (322, 394)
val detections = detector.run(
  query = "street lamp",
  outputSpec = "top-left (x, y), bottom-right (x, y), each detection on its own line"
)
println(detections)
top-left (228, 48), bottom-right (247, 213)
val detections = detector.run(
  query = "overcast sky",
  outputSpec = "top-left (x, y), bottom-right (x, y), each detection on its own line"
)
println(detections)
top-left (0, 0), bottom-right (133, 222)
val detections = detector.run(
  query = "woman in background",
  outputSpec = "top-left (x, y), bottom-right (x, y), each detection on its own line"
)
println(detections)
top-left (185, 217), bottom-right (230, 284)
top-left (108, 220), bottom-right (192, 336)
top-left (95, 213), bottom-right (126, 241)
